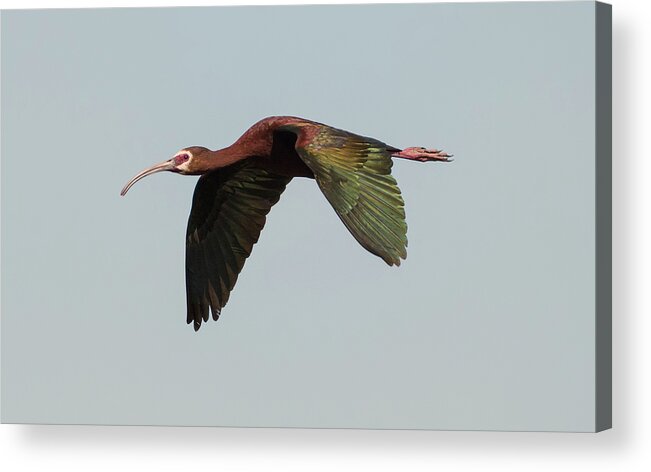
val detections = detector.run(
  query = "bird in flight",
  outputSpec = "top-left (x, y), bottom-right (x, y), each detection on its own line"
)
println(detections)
top-left (121, 116), bottom-right (451, 330)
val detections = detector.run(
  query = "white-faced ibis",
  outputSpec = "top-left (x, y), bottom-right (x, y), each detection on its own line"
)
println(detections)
top-left (121, 116), bottom-right (451, 330)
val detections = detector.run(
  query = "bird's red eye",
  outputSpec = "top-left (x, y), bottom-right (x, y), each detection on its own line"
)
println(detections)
top-left (174, 153), bottom-right (190, 165)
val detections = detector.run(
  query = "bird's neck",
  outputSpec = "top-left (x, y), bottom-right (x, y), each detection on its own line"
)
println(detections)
top-left (206, 139), bottom-right (266, 171)
top-left (202, 145), bottom-right (248, 171)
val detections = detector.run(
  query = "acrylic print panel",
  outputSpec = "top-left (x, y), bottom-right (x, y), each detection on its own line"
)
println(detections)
top-left (1, 2), bottom-right (611, 431)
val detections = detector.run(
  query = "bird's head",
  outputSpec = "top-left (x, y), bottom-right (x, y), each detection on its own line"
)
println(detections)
top-left (120, 146), bottom-right (211, 196)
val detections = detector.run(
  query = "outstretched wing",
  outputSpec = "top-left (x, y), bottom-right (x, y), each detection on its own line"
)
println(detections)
top-left (279, 123), bottom-right (408, 266)
top-left (185, 160), bottom-right (291, 331)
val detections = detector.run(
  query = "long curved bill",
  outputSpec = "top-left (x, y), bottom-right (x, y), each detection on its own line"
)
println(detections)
top-left (120, 159), bottom-right (175, 196)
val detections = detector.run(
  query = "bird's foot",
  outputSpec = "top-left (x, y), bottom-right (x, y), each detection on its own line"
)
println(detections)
top-left (392, 147), bottom-right (453, 162)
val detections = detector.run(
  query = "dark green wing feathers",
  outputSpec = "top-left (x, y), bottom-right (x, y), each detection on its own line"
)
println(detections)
top-left (185, 121), bottom-right (407, 329)
top-left (282, 123), bottom-right (408, 266)
top-left (185, 161), bottom-right (290, 330)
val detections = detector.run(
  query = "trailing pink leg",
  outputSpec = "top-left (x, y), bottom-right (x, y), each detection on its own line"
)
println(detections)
top-left (391, 147), bottom-right (453, 162)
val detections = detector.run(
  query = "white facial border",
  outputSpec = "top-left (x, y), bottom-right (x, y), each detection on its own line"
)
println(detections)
top-left (174, 150), bottom-right (193, 173)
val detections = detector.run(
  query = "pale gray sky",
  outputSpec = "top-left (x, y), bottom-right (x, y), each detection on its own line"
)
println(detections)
top-left (2, 2), bottom-right (598, 430)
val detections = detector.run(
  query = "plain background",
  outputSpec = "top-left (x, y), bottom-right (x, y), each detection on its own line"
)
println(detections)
top-left (2, 1), bottom-right (600, 430)
top-left (0, 0), bottom-right (648, 470)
